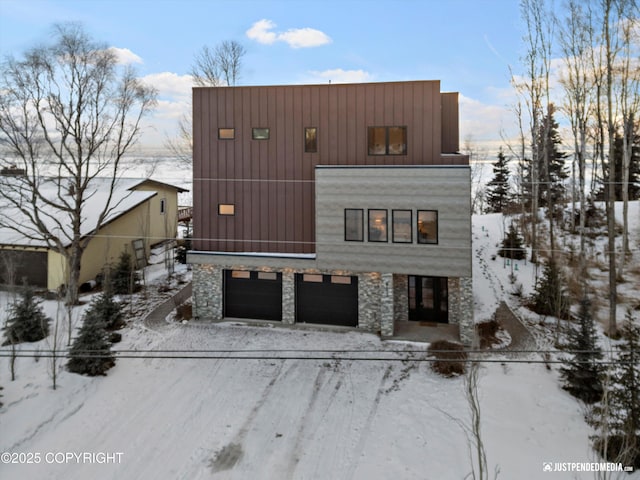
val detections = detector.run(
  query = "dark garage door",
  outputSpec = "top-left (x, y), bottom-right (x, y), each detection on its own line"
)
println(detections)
top-left (0, 250), bottom-right (47, 288)
top-left (224, 270), bottom-right (282, 321)
top-left (295, 274), bottom-right (358, 327)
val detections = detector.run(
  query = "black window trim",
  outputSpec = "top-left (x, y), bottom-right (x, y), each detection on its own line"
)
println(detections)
top-left (392, 209), bottom-right (413, 243)
top-left (344, 208), bottom-right (364, 242)
top-left (304, 126), bottom-right (318, 153)
top-left (417, 209), bottom-right (438, 245)
top-left (218, 127), bottom-right (235, 140)
top-left (368, 208), bottom-right (388, 243)
top-left (367, 126), bottom-right (407, 156)
top-left (252, 127), bottom-right (270, 140)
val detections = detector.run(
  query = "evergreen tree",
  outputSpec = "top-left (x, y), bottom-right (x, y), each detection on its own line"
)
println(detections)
top-left (67, 292), bottom-right (121, 376)
top-left (85, 286), bottom-right (125, 331)
top-left (522, 104), bottom-right (568, 208)
top-left (2, 290), bottom-right (50, 346)
top-left (530, 259), bottom-right (570, 318)
top-left (595, 131), bottom-right (640, 201)
top-left (591, 311), bottom-right (640, 468)
top-left (497, 223), bottom-right (526, 260)
top-left (485, 148), bottom-right (511, 213)
top-left (111, 251), bottom-right (139, 295)
top-left (560, 297), bottom-right (603, 404)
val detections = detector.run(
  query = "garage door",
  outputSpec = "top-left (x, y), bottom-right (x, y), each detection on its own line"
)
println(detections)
top-left (0, 250), bottom-right (47, 288)
top-left (224, 270), bottom-right (282, 321)
top-left (295, 274), bottom-right (358, 327)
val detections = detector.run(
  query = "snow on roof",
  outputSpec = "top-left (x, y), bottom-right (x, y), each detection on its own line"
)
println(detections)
top-left (0, 177), bottom-right (178, 248)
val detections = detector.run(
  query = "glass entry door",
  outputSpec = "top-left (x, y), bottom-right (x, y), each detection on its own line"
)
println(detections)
top-left (408, 276), bottom-right (448, 323)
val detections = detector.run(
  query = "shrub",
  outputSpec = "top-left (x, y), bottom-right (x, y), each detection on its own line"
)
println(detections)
top-left (498, 223), bottom-right (526, 260)
top-left (428, 340), bottom-right (467, 377)
top-left (2, 290), bottom-right (50, 346)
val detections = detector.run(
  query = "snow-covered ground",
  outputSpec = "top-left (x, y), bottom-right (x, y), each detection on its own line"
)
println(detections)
top-left (1, 203), bottom-right (639, 479)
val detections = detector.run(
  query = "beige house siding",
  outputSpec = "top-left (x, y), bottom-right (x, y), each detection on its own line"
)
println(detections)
top-left (315, 165), bottom-right (472, 277)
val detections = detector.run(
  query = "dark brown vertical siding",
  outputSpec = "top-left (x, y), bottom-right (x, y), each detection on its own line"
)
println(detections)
top-left (193, 81), bottom-right (465, 254)
top-left (441, 92), bottom-right (460, 153)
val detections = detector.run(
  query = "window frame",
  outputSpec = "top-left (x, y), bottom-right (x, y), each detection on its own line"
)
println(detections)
top-left (368, 209), bottom-right (388, 243)
top-left (218, 204), bottom-right (235, 216)
top-left (392, 209), bottom-right (412, 243)
top-left (367, 126), bottom-right (407, 156)
top-left (344, 208), bottom-right (364, 242)
top-left (252, 127), bottom-right (270, 140)
top-left (417, 210), bottom-right (438, 245)
top-left (159, 198), bottom-right (166, 215)
top-left (218, 128), bottom-right (235, 140)
top-left (305, 127), bottom-right (318, 153)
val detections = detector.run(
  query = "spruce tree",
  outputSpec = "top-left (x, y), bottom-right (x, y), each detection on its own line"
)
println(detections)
top-left (2, 289), bottom-right (50, 346)
top-left (67, 292), bottom-right (119, 376)
top-left (497, 223), bottom-right (526, 260)
top-left (485, 148), bottom-right (511, 213)
top-left (530, 259), bottom-right (569, 318)
top-left (598, 311), bottom-right (640, 467)
top-left (112, 251), bottom-right (139, 295)
top-left (560, 297), bottom-right (603, 404)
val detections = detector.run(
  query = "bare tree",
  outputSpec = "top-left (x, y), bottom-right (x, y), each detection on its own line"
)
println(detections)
top-left (190, 40), bottom-right (246, 87)
top-left (168, 40), bottom-right (246, 168)
top-left (0, 23), bottom-right (157, 306)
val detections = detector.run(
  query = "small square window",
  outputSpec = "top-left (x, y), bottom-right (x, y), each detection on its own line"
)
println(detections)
top-left (218, 204), bottom-right (235, 215)
top-left (218, 128), bottom-right (235, 139)
top-left (368, 209), bottom-right (388, 242)
top-left (417, 210), bottom-right (438, 244)
top-left (305, 127), bottom-right (317, 153)
top-left (252, 127), bottom-right (270, 140)
top-left (392, 210), bottom-right (412, 243)
top-left (344, 209), bottom-right (364, 242)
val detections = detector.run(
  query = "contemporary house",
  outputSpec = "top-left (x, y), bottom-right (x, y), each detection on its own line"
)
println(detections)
top-left (189, 80), bottom-right (473, 343)
top-left (0, 177), bottom-right (188, 293)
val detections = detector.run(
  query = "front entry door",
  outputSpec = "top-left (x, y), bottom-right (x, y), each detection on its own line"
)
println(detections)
top-left (408, 276), bottom-right (448, 323)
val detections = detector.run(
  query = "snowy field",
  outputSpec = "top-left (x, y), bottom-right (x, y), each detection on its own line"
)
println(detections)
top-left (1, 196), bottom-right (639, 479)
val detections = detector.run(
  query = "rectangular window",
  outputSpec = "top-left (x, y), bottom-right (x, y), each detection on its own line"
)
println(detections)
top-left (417, 210), bottom-right (438, 244)
top-left (368, 209), bottom-right (388, 242)
top-left (368, 126), bottom-right (407, 155)
top-left (331, 275), bottom-right (352, 285)
top-left (258, 272), bottom-right (278, 280)
top-left (218, 204), bottom-right (235, 216)
top-left (231, 270), bottom-right (250, 279)
top-left (305, 127), bottom-right (317, 152)
top-left (303, 274), bottom-right (323, 283)
top-left (344, 209), bottom-right (364, 241)
top-left (160, 198), bottom-right (166, 215)
top-left (252, 127), bottom-right (270, 140)
top-left (218, 128), bottom-right (235, 139)
top-left (392, 210), bottom-right (412, 243)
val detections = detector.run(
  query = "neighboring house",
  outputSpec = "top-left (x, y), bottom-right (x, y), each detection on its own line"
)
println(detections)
top-left (189, 80), bottom-right (473, 343)
top-left (0, 177), bottom-right (188, 292)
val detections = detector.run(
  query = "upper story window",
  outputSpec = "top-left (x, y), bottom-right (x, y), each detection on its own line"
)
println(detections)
top-left (368, 126), bottom-right (407, 155)
top-left (305, 127), bottom-right (317, 153)
top-left (252, 127), bottom-right (270, 140)
top-left (417, 210), bottom-right (438, 244)
top-left (344, 208), bottom-right (364, 241)
top-left (218, 128), bottom-right (235, 139)
top-left (392, 210), bottom-right (412, 243)
top-left (218, 204), bottom-right (235, 216)
top-left (368, 209), bottom-right (388, 242)
top-left (160, 198), bottom-right (166, 215)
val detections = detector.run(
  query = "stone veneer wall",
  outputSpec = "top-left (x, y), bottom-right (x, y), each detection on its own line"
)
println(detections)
top-left (458, 276), bottom-right (474, 345)
top-left (393, 274), bottom-right (408, 324)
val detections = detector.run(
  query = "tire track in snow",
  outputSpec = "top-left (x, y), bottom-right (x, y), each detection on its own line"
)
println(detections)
top-left (345, 364), bottom-right (393, 480)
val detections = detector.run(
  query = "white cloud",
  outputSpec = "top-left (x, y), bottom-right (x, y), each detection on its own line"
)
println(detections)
top-left (109, 47), bottom-right (143, 65)
top-left (246, 19), bottom-right (331, 48)
top-left (459, 93), bottom-right (516, 152)
top-left (141, 72), bottom-right (192, 101)
top-left (306, 68), bottom-right (373, 84)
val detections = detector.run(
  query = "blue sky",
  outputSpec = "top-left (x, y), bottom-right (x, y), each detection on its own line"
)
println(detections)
top-left (0, 0), bottom-right (527, 153)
